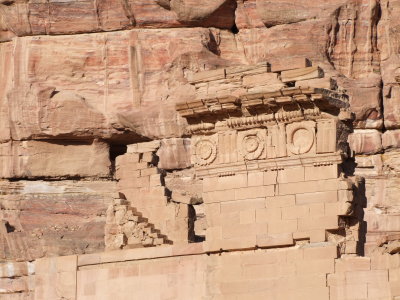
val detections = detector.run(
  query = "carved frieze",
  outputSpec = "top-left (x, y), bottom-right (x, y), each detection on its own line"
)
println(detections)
top-left (190, 119), bottom-right (339, 170)
top-left (238, 129), bottom-right (266, 161)
top-left (192, 136), bottom-right (218, 166)
top-left (286, 121), bottom-right (316, 155)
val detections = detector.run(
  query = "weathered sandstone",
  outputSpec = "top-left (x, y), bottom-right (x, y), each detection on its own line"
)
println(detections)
top-left (1, 0), bottom-right (400, 299)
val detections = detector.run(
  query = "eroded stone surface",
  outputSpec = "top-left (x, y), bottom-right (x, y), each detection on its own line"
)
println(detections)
top-left (1, 1), bottom-right (400, 299)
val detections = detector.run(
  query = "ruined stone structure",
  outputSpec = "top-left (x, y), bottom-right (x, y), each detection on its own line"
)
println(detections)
top-left (1, 0), bottom-right (400, 299)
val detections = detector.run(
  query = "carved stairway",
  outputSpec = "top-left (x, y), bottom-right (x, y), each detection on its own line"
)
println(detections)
top-left (105, 194), bottom-right (171, 250)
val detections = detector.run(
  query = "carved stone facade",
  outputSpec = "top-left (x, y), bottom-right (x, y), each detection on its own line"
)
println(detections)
top-left (174, 63), bottom-right (361, 254)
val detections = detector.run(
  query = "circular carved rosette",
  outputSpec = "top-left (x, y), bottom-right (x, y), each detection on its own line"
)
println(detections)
top-left (287, 124), bottom-right (315, 155)
top-left (194, 138), bottom-right (217, 166)
top-left (240, 131), bottom-right (265, 160)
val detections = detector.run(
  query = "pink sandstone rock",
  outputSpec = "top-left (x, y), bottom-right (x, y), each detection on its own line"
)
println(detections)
top-left (0, 1), bottom-right (399, 299)
top-left (0, 140), bottom-right (110, 179)
top-left (348, 130), bottom-right (382, 154)
top-left (0, 0), bottom-right (235, 40)
top-left (382, 130), bottom-right (400, 149)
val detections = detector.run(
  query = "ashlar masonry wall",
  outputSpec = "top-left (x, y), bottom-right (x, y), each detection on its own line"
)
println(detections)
top-left (27, 243), bottom-right (400, 300)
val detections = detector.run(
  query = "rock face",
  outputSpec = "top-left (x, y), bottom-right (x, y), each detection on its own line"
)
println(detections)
top-left (1, 0), bottom-right (400, 299)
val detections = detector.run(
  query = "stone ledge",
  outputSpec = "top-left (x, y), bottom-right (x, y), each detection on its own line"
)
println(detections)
top-left (77, 243), bottom-right (205, 267)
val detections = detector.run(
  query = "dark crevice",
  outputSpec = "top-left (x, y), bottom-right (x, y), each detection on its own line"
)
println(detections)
top-left (5, 222), bottom-right (16, 233)
top-left (7, 176), bottom-right (113, 182)
top-left (49, 90), bottom-right (60, 98)
top-left (1, 0), bottom-right (14, 6)
top-left (109, 144), bottom-right (128, 175)
top-left (231, 23), bottom-right (239, 34)
top-left (286, 81), bottom-right (296, 87)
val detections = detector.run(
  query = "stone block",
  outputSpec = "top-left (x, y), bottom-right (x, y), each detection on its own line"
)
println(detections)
top-left (329, 284), bottom-right (368, 300)
top-left (384, 85), bottom-right (400, 129)
top-left (324, 202), bottom-right (342, 216)
top-left (293, 230), bottom-right (326, 243)
top-left (348, 129), bottom-right (382, 154)
top-left (203, 189), bottom-right (235, 204)
top-left (222, 223), bottom-right (258, 239)
top-left (256, 207), bottom-right (282, 223)
top-left (295, 77), bottom-right (334, 90)
top-left (0, 277), bottom-right (28, 293)
top-left (304, 165), bottom-right (338, 181)
top-left (157, 138), bottom-right (191, 170)
top-left (140, 167), bottom-right (160, 177)
top-left (282, 287), bottom-right (330, 300)
top-left (189, 68), bottom-right (225, 83)
top-left (141, 152), bottom-right (157, 163)
top-left (220, 235), bottom-right (257, 251)
top-left (277, 167), bottom-right (305, 183)
top-left (302, 243), bottom-right (338, 260)
top-left (1, 140), bottom-right (110, 179)
top-left (382, 130), bottom-right (400, 149)
top-left (149, 174), bottom-right (163, 187)
top-left (115, 153), bottom-right (140, 165)
top-left (278, 179), bottom-right (348, 196)
top-left (118, 176), bottom-right (150, 189)
top-left (268, 219), bottom-right (297, 234)
top-left (345, 77), bottom-right (382, 129)
top-left (390, 268), bottom-right (400, 282)
top-left (0, 262), bottom-right (29, 278)
top-left (308, 203), bottom-right (325, 216)
top-left (130, 162), bottom-right (150, 170)
top-left (266, 195), bottom-right (295, 208)
top-left (240, 209), bottom-right (255, 224)
top-left (247, 171), bottom-right (264, 187)
top-left (367, 282), bottom-right (391, 299)
top-left (220, 198), bottom-right (265, 213)
top-left (327, 273), bottom-right (346, 286)
top-left (206, 226), bottom-right (222, 243)
top-left (278, 274), bottom-right (327, 291)
top-left (271, 57), bottom-right (311, 72)
top-left (296, 258), bottom-right (334, 274)
top-left (345, 270), bottom-right (388, 285)
top-left (220, 212), bottom-right (240, 227)
top-left (335, 257), bottom-right (371, 273)
top-left (281, 205), bottom-right (309, 220)
top-left (296, 190), bottom-right (338, 205)
top-left (35, 256), bottom-right (77, 300)
top-left (242, 72), bottom-right (284, 90)
top-left (281, 66), bottom-right (322, 83)
top-left (234, 185), bottom-right (275, 200)
top-left (264, 170), bottom-right (278, 185)
top-left (316, 119), bottom-right (337, 153)
top-left (203, 174), bottom-right (248, 192)
top-left (115, 169), bottom-right (140, 181)
top-left (127, 141), bottom-right (161, 154)
top-left (242, 261), bottom-right (295, 279)
top-left (390, 280), bottom-right (400, 297)
top-left (256, 233), bottom-right (294, 248)
top-left (298, 216), bottom-right (338, 231)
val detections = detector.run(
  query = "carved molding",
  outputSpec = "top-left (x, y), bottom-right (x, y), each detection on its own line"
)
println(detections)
top-left (187, 123), bottom-right (215, 134)
top-left (226, 114), bottom-right (274, 129)
top-left (192, 136), bottom-right (217, 166)
top-left (286, 121), bottom-right (316, 155)
top-left (238, 129), bottom-right (266, 160)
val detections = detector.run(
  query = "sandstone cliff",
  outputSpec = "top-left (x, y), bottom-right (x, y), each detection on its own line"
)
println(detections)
top-left (0, 1), bottom-right (400, 299)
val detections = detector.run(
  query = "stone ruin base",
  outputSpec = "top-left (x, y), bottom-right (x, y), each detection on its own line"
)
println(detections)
top-left (2, 242), bottom-right (398, 300)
